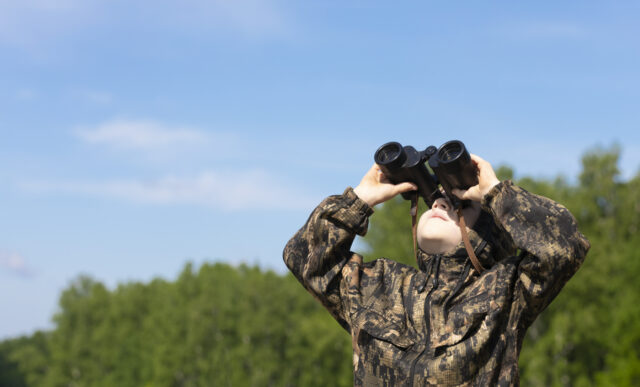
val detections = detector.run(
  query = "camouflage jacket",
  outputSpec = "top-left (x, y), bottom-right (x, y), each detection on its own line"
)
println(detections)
top-left (283, 181), bottom-right (590, 386)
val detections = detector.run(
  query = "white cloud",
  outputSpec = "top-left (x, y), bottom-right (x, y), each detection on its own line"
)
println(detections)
top-left (0, 0), bottom-right (94, 48)
top-left (0, 0), bottom-right (288, 49)
top-left (75, 119), bottom-right (210, 151)
top-left (15, 88), bottom-right (38, 101)
top-left (78, 90), bottom-right (113, 105)
top-left (21, 170), bottom-right (318, 211)
top-left (503, 21), bottom-right (587, 40)
top-left (0, 0), bottom-right (81, 12)
top-left (0, 251), bottom-right (34, 277)
top-left (196, 0), bottom-right (286, 36)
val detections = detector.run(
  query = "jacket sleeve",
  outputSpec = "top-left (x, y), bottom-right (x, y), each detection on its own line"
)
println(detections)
top-left (482, 180), bottom-right (590, 321)
top-left (283, 187), bottom-right (373, 330)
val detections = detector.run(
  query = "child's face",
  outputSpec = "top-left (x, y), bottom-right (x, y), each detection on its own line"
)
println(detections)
top-left (417, 197), bottom-right (481, 254)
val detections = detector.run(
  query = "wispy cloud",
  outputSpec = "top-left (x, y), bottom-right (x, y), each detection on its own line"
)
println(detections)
top-left (77, 90), bottom-right (113, 105)
top-left (0, 0), bottom-right (93, 49)
top-left (21, 170), bottom-right (318, 211)
top-left (75, 119), bottom-right (210, 151)
top-left (0, 251), bottom-right (35, 278)
top-left (0, 0), bottom-right (289, 49)
top-left (196, 0), bottom-right (287, 37)
top-left (15, 88), bottom-right (38, 101)
top-left (503, 21), bottom-right (587, 40)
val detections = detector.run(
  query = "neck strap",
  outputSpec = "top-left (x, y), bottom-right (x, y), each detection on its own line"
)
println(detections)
top-left (411, 193), bottom-right (419, 265)
top-left (457, 207), bottom-right (485, 274)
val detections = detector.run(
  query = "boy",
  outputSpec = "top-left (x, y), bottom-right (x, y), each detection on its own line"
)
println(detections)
top-left (284, 154), bottom-right (589, 386)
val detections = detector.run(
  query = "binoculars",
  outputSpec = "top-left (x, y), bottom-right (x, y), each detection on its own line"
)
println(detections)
top-left (374, 140), bottom-right (478, 208)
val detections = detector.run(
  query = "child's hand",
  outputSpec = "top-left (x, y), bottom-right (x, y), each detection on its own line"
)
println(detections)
top-left (353, 164), bottom-right (417, 207)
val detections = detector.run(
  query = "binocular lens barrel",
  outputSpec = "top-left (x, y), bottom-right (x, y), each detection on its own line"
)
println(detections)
top-left (428, 140), bottom-right (477, 201)
top-left (376, 143), bottom-right (401, 163)
top-left (374, 142), bottom-right (407, 171)
top-left (437, 141), bottom-right (464, 162)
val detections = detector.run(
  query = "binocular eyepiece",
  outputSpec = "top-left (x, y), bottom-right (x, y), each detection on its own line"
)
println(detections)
top-left (374, 140), bottom-right (478, 208)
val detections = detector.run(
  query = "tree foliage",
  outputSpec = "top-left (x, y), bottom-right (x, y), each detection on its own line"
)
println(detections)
top-left (1, 145), bottom-right (638, 386)
top-left (0, 264), bottom-right (352, 386)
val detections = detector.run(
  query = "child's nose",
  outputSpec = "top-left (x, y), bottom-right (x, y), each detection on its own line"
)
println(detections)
top-left (432, 198), bottom-right (449, 211)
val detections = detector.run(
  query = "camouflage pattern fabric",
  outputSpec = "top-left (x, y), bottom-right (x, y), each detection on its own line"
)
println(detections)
top-left (283, 180), bottom-right (590, 386)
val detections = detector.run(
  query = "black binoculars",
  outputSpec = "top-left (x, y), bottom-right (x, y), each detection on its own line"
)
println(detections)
top-left (374, 140), bottom-right (478, 208)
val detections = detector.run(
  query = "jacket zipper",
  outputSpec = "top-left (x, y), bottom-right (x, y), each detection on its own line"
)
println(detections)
top-left (408, 254), bottom-right (440, 383)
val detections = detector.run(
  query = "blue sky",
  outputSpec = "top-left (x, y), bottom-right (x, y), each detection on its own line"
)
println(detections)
top-left (1, 1), bottom-right (639, 339)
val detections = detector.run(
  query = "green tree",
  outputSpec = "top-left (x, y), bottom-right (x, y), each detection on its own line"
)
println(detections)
top-left (1, 263), bottom-right (352, 386)
top-left (2, 145), bottom-right (638, 386)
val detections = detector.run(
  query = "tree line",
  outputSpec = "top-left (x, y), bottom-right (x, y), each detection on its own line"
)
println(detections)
top-left (1, 145), bottom-right (638, 386)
